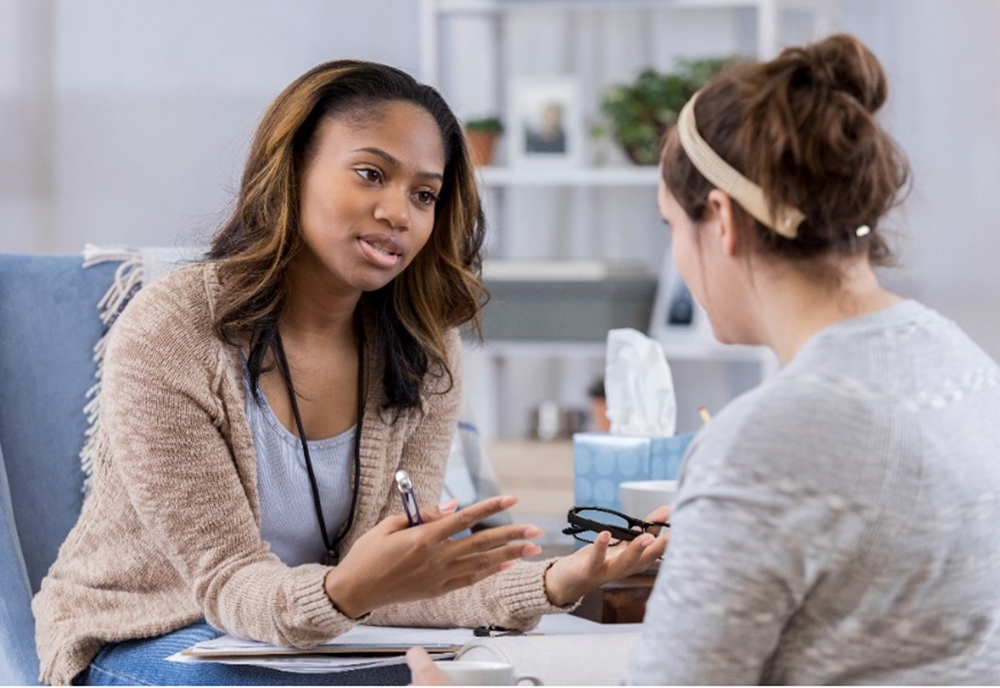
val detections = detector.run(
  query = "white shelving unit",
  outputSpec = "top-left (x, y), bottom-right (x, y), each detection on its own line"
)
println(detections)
top-left (477, 165), bottom-right (660, 187)
top-left (422, 0), bottom-right (835, 443)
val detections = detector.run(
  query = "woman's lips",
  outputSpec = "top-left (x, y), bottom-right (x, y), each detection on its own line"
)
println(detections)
top-left (357, 234), bottom-right (403, 269)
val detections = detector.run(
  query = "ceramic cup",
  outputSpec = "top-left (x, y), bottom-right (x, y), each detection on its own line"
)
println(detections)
top-left (435, 660), bottom-right (542, 685)
top-left (619, 479), bottom-right (679, 520)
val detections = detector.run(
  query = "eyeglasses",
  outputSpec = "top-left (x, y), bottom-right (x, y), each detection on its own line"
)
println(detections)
top-left (562, 506), bottom-right (669, 546)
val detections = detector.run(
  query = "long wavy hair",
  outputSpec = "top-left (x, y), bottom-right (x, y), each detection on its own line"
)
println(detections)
top-left (207, 60), bottom-right (486, 411)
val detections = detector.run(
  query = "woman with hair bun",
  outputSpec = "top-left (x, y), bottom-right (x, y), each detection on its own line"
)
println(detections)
top-left (32, 60), bottom-right (664, 686)
top-left (628, 33), bottom-right (1000, 683)
top-left (410, 32), bottom-right (1000, 687)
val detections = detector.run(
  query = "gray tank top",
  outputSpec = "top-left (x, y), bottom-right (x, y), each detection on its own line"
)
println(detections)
top-left (243, 372), bottom-right (354, 567)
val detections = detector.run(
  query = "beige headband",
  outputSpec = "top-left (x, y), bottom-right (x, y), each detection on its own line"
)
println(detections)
top-left (677, 93), bottom-right (806, 239)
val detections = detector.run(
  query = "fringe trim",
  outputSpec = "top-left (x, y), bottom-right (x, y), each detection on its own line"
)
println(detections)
top-left (80, 244), bottom-right (145, 496)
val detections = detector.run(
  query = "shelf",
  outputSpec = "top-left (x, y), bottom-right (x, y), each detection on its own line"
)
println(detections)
top-left (436, 0), bottom-right (774, 15)
top-left (472, 338), bottom-right (775, 363)
top-left (477, 165), bottom-right (660, 187)
top-left (483, 259), bottom-right (651, 281)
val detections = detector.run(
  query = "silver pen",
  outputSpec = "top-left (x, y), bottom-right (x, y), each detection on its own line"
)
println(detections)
top-left (395, 470), bottom-right (423, 526)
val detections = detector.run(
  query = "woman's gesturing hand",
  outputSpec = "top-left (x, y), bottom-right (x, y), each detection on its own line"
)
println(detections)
top-left (542, 505), bottom-right (671, 608)
top-left (406, 646), bottom-right (453, 685)
top-left (324, 495), bottom-right (543, 618)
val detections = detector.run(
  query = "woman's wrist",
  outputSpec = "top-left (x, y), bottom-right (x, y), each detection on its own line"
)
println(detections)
top-left (542, 559), bottom-right (583, 608)
top-left (323, 567), bottom-right (370, 619)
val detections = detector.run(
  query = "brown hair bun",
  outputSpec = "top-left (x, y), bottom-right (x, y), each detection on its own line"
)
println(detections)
top-left (789, 33), bottom-right (888, 114)
top-left (661, 33), bottom-right (910, 270)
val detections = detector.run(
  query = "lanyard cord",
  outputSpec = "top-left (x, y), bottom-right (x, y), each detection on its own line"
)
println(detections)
top-left (272, 309), bottom-right (365, 565)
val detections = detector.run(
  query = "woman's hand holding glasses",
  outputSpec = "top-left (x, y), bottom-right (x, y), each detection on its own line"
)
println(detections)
top-left (542, 504), bottom-right (671, 608)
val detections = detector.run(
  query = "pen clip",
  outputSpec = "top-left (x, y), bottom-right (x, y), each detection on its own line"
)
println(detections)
top-left (395, 470), bottom-right (423, 526)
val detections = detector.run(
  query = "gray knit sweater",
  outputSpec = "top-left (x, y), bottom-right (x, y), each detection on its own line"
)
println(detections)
top-left (630, 300), bottom-right (1000, 684)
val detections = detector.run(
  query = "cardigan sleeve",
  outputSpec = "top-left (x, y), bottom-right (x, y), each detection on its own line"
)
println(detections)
top-left (366, 329), bottom-right (576, 630)
top-left (99, 269), bottom-right (358, 648)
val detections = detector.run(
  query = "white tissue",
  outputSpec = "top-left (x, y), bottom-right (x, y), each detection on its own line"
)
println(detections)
top-left (604, 328), bottom-right (677, 437)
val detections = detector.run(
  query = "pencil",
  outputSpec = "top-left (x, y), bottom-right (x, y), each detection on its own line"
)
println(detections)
top-left (699, 406), bottom-right (712, 425)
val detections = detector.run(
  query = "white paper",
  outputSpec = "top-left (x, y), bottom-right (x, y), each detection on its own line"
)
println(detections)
top-left (605, 328), bottom-right (677, 436)
top-left (183, 625), bottom-right (477, 657)
top-left (166, 650), bottom-right (430, 674)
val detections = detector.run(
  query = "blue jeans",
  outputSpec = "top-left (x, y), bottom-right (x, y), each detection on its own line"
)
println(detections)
top-left (74, 621), bottom-right (411, 686)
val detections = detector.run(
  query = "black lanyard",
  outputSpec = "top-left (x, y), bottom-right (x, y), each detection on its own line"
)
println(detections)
top-left (273, 310), bottom-right (364, 566)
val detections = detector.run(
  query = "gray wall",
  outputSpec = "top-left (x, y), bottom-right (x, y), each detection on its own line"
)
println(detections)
top-left (0, 0), bottom-right (422, 253)
top-left (838, 0), bottom-right (1000, 358)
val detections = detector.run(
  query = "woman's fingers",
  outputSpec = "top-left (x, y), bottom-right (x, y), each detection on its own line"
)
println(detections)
top-left (586, 531), bottom-right (612, 571)
top-left (635, 541), bottom-right (664, 570)
top-left (447, 523), bottom-right (543, 557)
top-left (644, 504), bottom-right (671, 524)
top-left (419, 499), bottom-right (461, 523)
top-left (644, 531), bottom-right (669, 559)
top-left (426, 495), bottom-right (519, 540)
top-left (406, 646), bottom-right (452, 686)
top-left (607, 533), bottom-right (659, 576)
top-left (643, 505), bottom-right (671, 537)
top-left (448, 541), bottom-right (541, 579)
top-left (372, 513), bottom-right (414, 535)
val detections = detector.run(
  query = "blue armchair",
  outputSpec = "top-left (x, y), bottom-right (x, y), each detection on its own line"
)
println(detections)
top-left (0, 254), bottom-right (121, 685)
top-left (0, 251), bottom-right (506, 685)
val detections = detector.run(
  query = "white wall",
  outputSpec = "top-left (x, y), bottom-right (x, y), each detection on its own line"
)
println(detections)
top-left (3, 0), bottom-right (1000, 438)
top-left (0, 0), bottom-right (422, 254)
top-left (839, 0), bottom-right (1000, 358)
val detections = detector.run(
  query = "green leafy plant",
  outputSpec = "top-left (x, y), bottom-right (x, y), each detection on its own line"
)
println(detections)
top-left (463, 116), bottom-right (504, 135)
top-left (600, 57), bottom-right (737, 165)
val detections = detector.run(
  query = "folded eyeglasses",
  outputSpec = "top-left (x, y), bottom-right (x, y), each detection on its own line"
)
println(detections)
top-left (562, 506), bottom-right (669, 546)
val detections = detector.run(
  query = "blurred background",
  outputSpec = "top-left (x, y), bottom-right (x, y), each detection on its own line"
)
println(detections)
top-left (3, 0), bottom-right (999, 506)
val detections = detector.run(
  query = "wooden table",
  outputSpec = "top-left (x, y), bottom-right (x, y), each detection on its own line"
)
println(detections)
top-left (571, 570), bottom-right (657, 624)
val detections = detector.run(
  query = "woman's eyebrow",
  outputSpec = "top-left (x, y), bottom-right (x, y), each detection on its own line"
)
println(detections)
top-left (353, 146), bottom-right (444, 183)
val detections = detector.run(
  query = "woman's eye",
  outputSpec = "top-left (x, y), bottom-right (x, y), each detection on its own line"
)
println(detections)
top-left (356, 168), bottom-right (382, 183)
top-left (415, 190), bottom-right (438, 206)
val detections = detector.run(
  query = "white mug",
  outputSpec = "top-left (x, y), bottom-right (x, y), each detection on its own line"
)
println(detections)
top-left (435, 660), bottom-right (542, 686)
top-left (619, 479), bottom-right (678, 520)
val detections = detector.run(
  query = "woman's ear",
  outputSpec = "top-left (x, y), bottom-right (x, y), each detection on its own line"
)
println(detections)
top-left (706, 189), bottom-right (741, 257)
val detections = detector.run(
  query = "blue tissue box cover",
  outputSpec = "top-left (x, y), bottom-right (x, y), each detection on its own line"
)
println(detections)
top-left (573, 432), bottom-right (695, 512)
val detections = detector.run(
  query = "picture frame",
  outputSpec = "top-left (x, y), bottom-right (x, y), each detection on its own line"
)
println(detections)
top-left (506, 75), bottom-right (584, 167)
top-left (648, 248), bottom-right (713, 345)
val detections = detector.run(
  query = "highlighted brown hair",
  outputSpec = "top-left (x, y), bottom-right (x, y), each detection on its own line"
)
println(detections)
top-left (661, 34), bottom-right (910, 267)
top-left (207, 60), bottom-right (486, 410)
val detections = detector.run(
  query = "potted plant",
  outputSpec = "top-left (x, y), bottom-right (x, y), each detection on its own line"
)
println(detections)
top-left (587, 377), bottom-right (611, 433)
top-left (463, 116), bottom-right (504, 167)
top-left (599, 57), bottom-right (736, 166)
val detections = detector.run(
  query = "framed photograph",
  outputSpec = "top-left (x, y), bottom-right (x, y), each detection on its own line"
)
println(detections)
top-left (648, 248), bottom-right (713, 345)
top-left (507, 76), bottom-right (584, 167)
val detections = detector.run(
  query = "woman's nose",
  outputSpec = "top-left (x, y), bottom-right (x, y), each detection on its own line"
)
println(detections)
top-left (373, 190), bottom-right (410, 230)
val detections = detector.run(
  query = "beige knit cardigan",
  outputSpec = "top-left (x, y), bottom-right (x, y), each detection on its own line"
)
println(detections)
top-left (32, 263), bottom-right (566, 685)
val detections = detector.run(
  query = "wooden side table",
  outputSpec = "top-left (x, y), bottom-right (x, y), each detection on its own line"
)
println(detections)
top-left (571, 571), bottom-right (656, 624)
